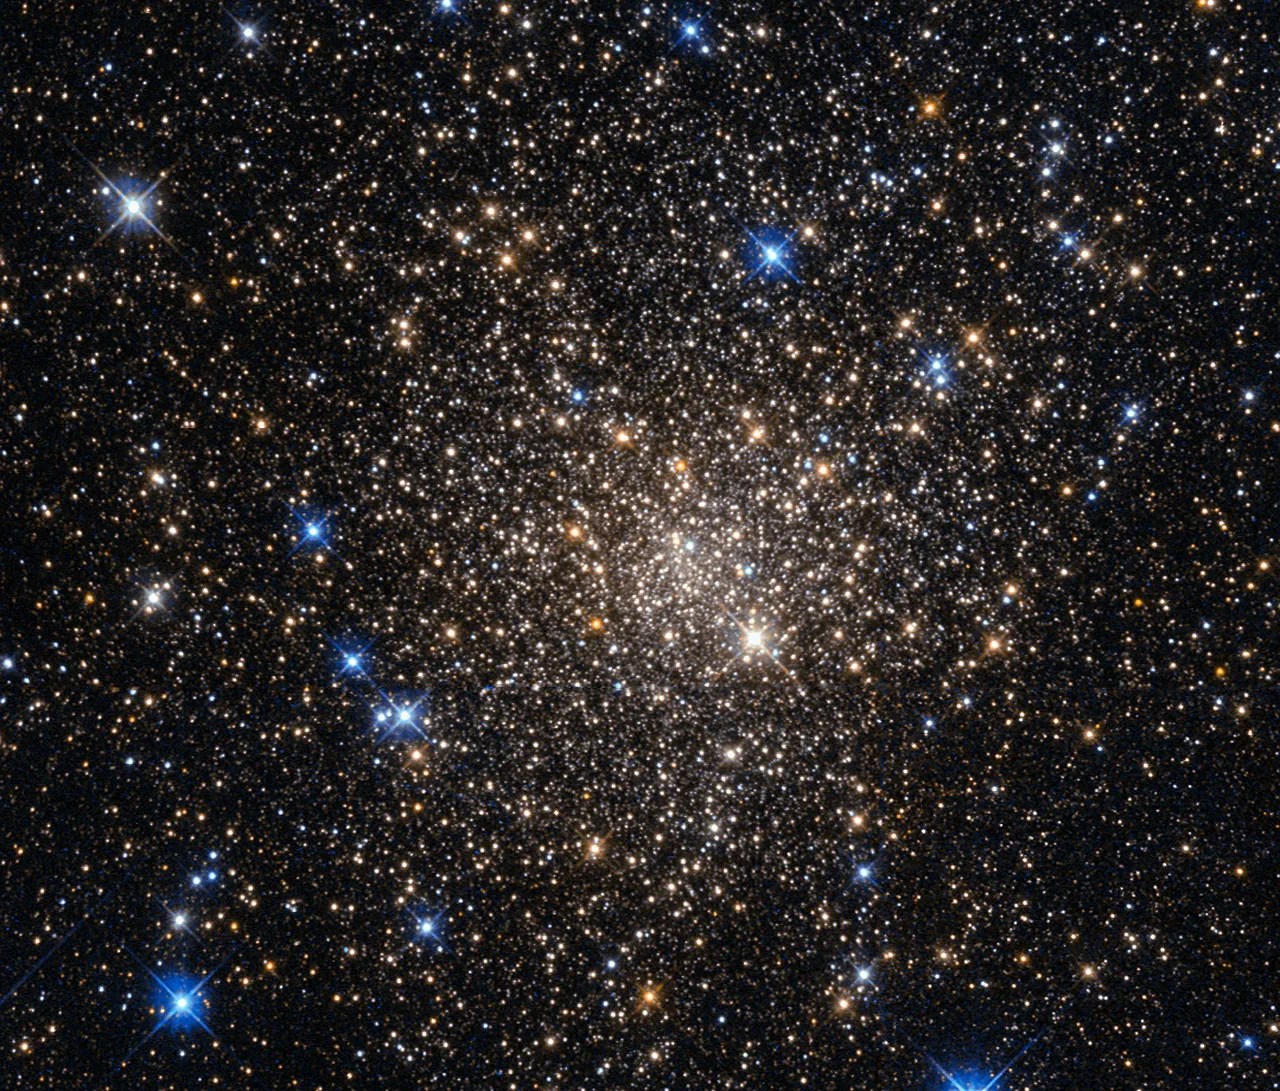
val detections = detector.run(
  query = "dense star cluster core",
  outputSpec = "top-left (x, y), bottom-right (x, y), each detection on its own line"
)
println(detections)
top-left (1, 2), bottom-right (1276, 1088)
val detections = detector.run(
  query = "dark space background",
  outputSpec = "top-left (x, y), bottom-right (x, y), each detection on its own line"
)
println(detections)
top-left (0, 2), bottom-right (1276, 1087)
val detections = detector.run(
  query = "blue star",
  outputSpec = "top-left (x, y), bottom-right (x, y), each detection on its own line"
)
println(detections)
top-left (412, 910), bottom-right (450, 951)
top-left (101, 178), bottom-right (163, 238)
top-left (745, 229), bottom-right (799, 283)
top-left (924, 351), bottom-right (951, 388)
top-left (290, 510), bottom-right (333, 554)
top-left (148, 971), bottom-right (214, 1036)
top-left (330, 637), bottom-right (375, 679)
top-left (850, 860), bottom-right (878, 889)
top-left (374, 692), bottom-right (430, 741)
top-left (121, 945), bottom-right (227, 1053)
top-left (672, 15), bottom-right (710, 53)
top-left (935, 1068), bottom-right (993, 1091)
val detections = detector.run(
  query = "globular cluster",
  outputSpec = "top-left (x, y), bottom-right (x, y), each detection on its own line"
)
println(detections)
top-left (0, 1), bottom-right (1276, 1088)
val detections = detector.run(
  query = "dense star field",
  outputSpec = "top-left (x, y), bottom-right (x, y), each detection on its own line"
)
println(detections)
top-left (1, 1), bottom-right (1277, 1087)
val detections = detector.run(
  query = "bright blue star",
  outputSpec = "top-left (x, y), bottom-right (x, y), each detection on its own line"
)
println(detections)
top-left (330, 637), bottom-right (375, 679)
top-left (745, 228), bottom-right (799, 283)
top-left (121, 946), bottom-right (227, 1056)
top-left (933, 1067), bottom-right (994, 1091)
top-left (148, 971), bottom-right (213, 1035)
top-left (850, 860), bottom-right (878, 889)
top-left (412, 909), bottom-right (450, 951)
top-left (672, 15), bottom-right (710, 53)
top-left (374, 692), bottom-right (430, 741)
top-left (101, 178), bottom-right (163, 238)
top-left (924, 351), bottom-right (951, 388)
top-left (290, 510), bottom-right (332, 554)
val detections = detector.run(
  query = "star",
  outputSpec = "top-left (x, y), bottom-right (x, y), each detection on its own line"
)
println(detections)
top-left (411, 910), bottom-right (450, 951)
top-left (290, 510), bottom-right (333, 554)
top-left (330, 637), bottom-right (375, 679)
top-left (374, 693), bottom-right (430, 741)
top-left (745, 229), bottom-right (799, 282)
